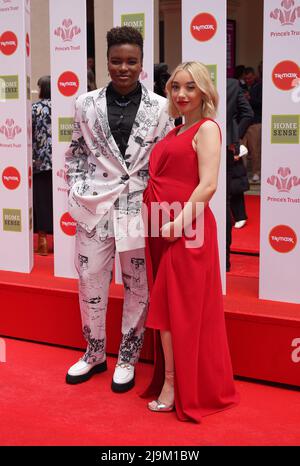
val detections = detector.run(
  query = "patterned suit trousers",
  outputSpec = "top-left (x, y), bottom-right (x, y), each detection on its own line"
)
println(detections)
top-left (75, 221), bottom-right (148, 365)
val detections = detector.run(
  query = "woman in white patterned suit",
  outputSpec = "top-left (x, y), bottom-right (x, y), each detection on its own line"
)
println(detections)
top-left (65, 27), bottom-right (173, 392)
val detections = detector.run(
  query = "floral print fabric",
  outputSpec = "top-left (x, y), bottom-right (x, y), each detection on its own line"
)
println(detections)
top-left (32, 99), bottom-right (52, 173)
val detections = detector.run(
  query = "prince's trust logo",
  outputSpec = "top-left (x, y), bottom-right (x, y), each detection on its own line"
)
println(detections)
top-left (54, 19), bottom-right (81, 42)
top-left (0, 118), bottom-right (22, 149)
top-left (0, 0), bottom-right (19, 13)
top-left (267, 167), bottom-right (300, 193)
top-left (0, 118), bottom-right (21, 140)
top-left (54, 19), bottom-right (81, 52)
top-left (267, 167), bottom-right (300, 205)
top-left (270, 0), bottom-right (300, 38)
top-left (270, 0), bottom-right (300, 26)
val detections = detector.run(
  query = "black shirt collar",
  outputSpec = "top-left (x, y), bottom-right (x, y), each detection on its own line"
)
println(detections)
top-left (106, 81), bottom-right (142, 106)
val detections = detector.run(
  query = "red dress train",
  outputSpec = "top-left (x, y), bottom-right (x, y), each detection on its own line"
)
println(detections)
top-left (141, 119), bottom-right (239, 423)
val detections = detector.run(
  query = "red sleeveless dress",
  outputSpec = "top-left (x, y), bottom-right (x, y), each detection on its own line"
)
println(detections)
top-left (142, 119), bottom-right (239, 423)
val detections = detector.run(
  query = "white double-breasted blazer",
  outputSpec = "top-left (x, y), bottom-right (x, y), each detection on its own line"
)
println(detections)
top-left (65, 84), bottom-right (173, 251)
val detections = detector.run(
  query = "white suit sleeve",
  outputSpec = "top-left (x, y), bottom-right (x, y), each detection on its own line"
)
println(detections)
top-left (65, 97), bottom-right (90, 188)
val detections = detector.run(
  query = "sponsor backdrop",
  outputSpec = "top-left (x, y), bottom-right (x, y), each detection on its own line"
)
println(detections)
top-left (49, 0), bottom-right (87, 278)
top-left (0, 0), bottom-right (33, 272)
top-left (181, 0), bottom-right (227, 290)
top-left (113, 0), bottom-right (154, 91)
top-left (260, 0), bottom-right (300, 303)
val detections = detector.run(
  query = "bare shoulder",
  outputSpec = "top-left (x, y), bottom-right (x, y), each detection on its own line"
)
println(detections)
top-left (194, 120), bottom-right (221, 146)
top-left (198, 119), bottom-right (219, 135)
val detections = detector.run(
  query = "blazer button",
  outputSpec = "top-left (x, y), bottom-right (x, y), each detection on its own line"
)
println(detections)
top-left (121, 174), bottom-right (130, 181)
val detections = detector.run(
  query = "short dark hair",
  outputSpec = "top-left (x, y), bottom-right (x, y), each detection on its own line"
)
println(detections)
top-left (245, 67), bottom-right (255, 75)
top-left (87, 68), bottom-right (97, 92)
top-left (37, 75), bottom-right (51, 99)
top-left (234, 65), bottom-right (245, 80)
top-left (106, 26), bottom-right (143, 60)
top-left (154, 63), bottom-right (170, 97)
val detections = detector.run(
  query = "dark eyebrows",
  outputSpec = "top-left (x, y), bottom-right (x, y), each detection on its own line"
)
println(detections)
top-left (109, 55), bottom-right (138, 60)
top-left (172, 80), bottom-right (196, 85)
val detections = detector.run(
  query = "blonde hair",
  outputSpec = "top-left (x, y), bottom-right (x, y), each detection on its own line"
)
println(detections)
top-left (165, 61), bottom-right (219, 119)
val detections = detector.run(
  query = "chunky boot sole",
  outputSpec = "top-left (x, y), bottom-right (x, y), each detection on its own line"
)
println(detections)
top-left (111, 376), bottom-right (135, 393)
top-left (66, 360), bottom-right (107, 385)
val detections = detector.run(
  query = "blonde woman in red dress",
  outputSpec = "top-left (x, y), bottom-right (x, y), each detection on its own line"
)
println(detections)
top-left (142, 62), bottom-right (239, 423)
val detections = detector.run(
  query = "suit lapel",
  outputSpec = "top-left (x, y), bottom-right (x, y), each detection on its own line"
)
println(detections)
top-left (94, 87), bottom-right (129, 172)
top-left (124, 85), bottom-right (159, 171)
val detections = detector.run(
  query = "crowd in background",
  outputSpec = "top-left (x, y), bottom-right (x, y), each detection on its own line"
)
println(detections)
top-left (234, 63), bottom-right (263, 185)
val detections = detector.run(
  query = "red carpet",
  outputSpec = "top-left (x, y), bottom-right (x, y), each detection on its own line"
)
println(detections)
top-left (228, 253), bottom-right (259, 278)
top-left (1, 251), bottom-right (300, 387)
top-left (231, 195), bottom-right (260, 254)
top-left (1, 197), bottom-right (298, 445)
top-left (0, 338), bottom-right (300, 446)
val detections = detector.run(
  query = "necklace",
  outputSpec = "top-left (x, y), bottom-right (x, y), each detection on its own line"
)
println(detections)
top-left (114, 99), bottom-right (131, 108)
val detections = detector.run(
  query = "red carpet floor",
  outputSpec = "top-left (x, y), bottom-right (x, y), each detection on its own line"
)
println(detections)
top-left (228, 254), bottom-right (259, 278)
top-left (231, 195), bottom-right (260, 254)
top-left (0, 338), bottom-right (300, 446)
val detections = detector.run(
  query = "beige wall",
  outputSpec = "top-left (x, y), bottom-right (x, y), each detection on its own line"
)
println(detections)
top-left (154, 0), bottom-right (160, 63)
top-left (228, 0), bottom-right (263, 72)
top-left (94, 0), bottom-right (113, 88)
top-left (160, 0), bottom-right (181, 73)
top-left (31, 0), bottom-right (50, 102)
